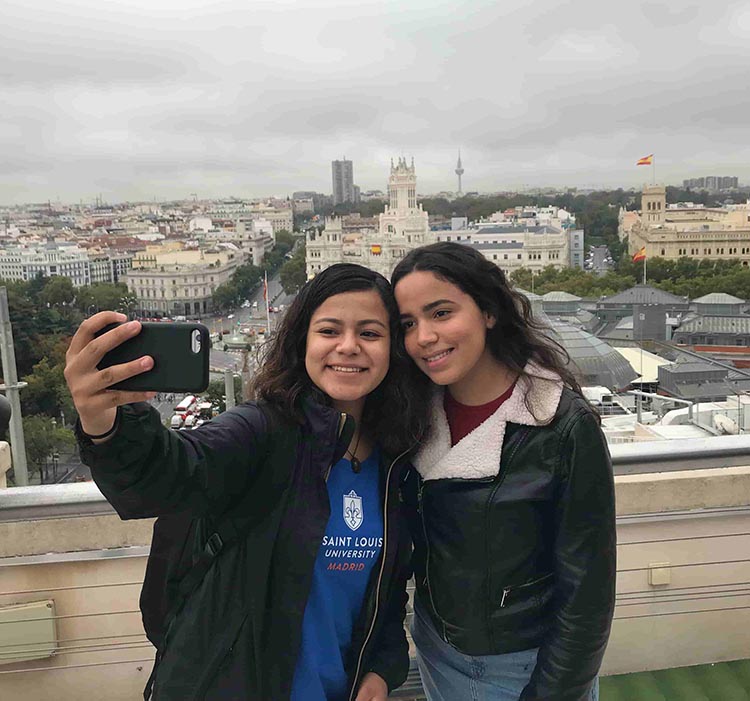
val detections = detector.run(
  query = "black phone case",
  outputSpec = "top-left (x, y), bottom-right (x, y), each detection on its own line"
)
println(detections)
top-left (96, 322), bottom-right (210, 393)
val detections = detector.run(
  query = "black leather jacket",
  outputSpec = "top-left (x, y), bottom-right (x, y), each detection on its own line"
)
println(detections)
top-left (406, 386), bottom-right (616, 701)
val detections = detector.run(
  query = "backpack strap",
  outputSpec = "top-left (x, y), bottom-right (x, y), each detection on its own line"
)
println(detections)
top-left (161, 403), bottom-right (293, 639)
top-left (170, 403), bottom-right (287, 604)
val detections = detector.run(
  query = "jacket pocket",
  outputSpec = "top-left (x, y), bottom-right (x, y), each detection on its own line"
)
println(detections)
top-left (499, 572), bottom-right (554, 609)
top-left (190, 609), bottom-right (250, 700)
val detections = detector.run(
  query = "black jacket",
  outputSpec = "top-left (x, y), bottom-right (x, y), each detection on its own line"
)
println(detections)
top-left (406, 381), bottom-right (616, 701)
top-left (78, 398), bottom-right (413, 701)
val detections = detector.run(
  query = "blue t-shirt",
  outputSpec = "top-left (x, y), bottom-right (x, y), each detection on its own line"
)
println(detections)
top-left (291, 448), bottom-right (384, 701)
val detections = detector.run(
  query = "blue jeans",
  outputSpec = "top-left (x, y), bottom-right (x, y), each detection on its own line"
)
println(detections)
top-left (411, 599), bottom-right (599, 701)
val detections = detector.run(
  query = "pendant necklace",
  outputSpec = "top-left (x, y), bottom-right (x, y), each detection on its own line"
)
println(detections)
top-left (346, 430), bottom-right (363, 473)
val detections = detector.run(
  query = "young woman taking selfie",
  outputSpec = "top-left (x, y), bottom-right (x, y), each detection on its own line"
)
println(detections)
top-left (64, 264), bottom-right (426, 701)
top-left (392, 242), bottom-right (616, 701)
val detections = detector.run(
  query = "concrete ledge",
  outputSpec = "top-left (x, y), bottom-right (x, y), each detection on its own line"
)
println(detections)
top-left (3, 466), bottom-right (750, 557)
top-left (615, 465), bottom-right (750, 515)
top-left (0, 514), bottom-right (155, 559)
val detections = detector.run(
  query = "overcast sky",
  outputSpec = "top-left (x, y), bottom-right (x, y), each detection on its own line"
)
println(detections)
top-left (2, 0), bottom-right (750, 205)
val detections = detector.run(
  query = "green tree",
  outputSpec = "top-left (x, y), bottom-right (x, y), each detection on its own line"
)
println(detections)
top-left (213, 281), bottom-right (240, 312)
top-left (274, 230), bottom-right (295, 250)
top-left (76, 282), bottom-right (130, 314)
top-left (279, 245), bottom-right (307, 295)
top-left (19, 415), bottom-right (75, 484)
top-left (38, 276), bottom-right (76, 309)
top-left (20, 357), bottom-right (76, 420)
top-left (203, 377), bottom-right (242, 413)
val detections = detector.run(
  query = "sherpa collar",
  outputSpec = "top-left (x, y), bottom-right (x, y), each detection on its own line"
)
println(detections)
top-left (413, 362), bottom-right (564, 482)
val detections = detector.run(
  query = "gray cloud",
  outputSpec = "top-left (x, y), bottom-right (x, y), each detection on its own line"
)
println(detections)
top-left (1, 0), bottom-right (749, 204)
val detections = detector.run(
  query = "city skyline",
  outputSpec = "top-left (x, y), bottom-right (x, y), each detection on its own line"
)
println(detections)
top-left (2, 0), bottom-right (750, 205)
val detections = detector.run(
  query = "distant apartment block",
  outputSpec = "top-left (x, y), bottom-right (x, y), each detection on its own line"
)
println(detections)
top-left (207, 201), bottom-right (292, 235)
top-left (620, 185), bottom-right (750, 264)
top-left (0, 243), bottom-right (132, 286)
top-left (683, 176), bottom-right (739, 191)
top-left (332, 159), bottom-right (359, 206)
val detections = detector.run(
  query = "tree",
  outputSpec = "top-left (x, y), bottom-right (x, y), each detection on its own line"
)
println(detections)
top-left (213, 281), bottom-right (240, 312)
top-left (38, 276), bottom-right (76, 309)
top-left (274, 230), bottom-right (295, 250)
top-left (76, 282), bottom-right (130, 314)
top-left (204, 377), bottom-right (242, 414)
top-left (19, 415), bottom-right (75, 484)
top-left (279, 246), bottom-right (307, 295)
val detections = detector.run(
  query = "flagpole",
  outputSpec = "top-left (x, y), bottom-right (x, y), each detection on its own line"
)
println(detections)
top-left (264, 270), bottom-right (271, 335)
top-left (652, 156), bottom-right (655, 185)
top-left (643, 255), bottom-right (647, 285)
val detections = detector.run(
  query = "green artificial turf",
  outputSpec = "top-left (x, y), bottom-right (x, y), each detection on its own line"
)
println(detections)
top-left (601, 660), bottom-right (750, 701)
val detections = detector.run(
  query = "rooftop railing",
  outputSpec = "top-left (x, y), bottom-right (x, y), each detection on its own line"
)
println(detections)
top-left (1, 436), bottom-right (750, 699)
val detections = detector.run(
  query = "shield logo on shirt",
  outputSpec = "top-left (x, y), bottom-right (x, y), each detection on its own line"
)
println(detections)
top-left (343, 490), bottom-right (363, 531)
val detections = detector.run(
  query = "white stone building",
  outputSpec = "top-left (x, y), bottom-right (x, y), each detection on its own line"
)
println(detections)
top-left (306, 158), bottom-right (434, 279)
top-left (620, 185), bottom-right (750, 264)
top-left (124, 248), bottom-right (240, 317)
top-left (435, 223), bottom-right (584, 273)
top-left (0, 242), bottom-right (133, 286)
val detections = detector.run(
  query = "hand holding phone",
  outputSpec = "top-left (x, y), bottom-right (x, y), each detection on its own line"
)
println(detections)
top-left (64, 313), bottom-right (157, 437)
top-left (95, 320), bottom-right (209, 393)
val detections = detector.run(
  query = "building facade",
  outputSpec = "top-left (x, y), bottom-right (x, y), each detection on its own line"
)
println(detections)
top-left (307, 158), bottom-right (433, 278)
top-left (124, 248), bottom-right (240, 317)
top-left (435, 223), bottom-right (583, 274)
top-left (620, 186), bottom-right (750, 264)
top-left (0, 243), bottom-right (133, 286)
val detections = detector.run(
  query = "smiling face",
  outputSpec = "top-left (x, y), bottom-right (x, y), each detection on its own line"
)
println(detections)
top-left (395, 270), bottom-right (503, 401)
top-left (305, 289), bottom-right (391, 416)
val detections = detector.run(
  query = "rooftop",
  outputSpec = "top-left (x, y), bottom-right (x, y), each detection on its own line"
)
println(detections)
top-left (601, 285), bottom-right (689, 306)
top-left (693, 292), bottom-right (746, 305)
top-left (542, 290), bottom-right (581, 302)
top-left (676, 315), bottom-right (750, 335)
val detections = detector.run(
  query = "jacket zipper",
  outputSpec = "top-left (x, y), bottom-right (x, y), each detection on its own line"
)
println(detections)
top-left (325, 412), bottom-right (349, 482)
top-left (347, 447), bottom-right (409, 701)
top-left (418, 481), bottom-right (441, 623)
top-left (484, 427), bottom-right (532, 630)
top-left (419, 427), bottom-right (533, 630)
top-left (500, 572), bottom-right (554, 608)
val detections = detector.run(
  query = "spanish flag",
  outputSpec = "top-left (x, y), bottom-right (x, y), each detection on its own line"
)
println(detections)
top-left (370, 245), bottom-right (382, 255)
top-left (632, 247), bottom-right (646, 262)
top-left (636, 154), bottom-right (653, 166)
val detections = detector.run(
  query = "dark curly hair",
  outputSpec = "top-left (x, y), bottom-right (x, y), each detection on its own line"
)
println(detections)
top-left (251, 263), bottom-right (429, 454)
top-left (391, 242), bottom-right (584, 409)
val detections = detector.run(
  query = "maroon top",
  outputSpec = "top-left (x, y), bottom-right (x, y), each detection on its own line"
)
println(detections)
top-left (443, 382), bottom-right (516, 446)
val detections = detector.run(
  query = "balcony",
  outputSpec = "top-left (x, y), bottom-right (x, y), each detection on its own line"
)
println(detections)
top-left (1, 437), bottom-right (750, 699)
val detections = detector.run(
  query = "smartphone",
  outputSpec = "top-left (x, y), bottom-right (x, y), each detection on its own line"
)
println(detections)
top-left (95, 322), bottom-right (210, 393)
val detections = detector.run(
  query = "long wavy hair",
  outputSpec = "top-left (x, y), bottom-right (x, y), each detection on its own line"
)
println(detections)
top-left (391, 242), bottom-right (584, 410)
top-left (251, 263), bottom-right (429, 454)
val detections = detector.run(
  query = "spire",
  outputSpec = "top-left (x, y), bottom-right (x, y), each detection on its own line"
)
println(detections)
top-left (455, 149), bottom-right (465, 195)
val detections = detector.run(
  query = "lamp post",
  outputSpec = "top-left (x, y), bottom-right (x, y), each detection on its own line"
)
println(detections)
top-left (119, 296), bottom-right (137, 320)
top-left (50, 417), bottom-right (59, 482)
